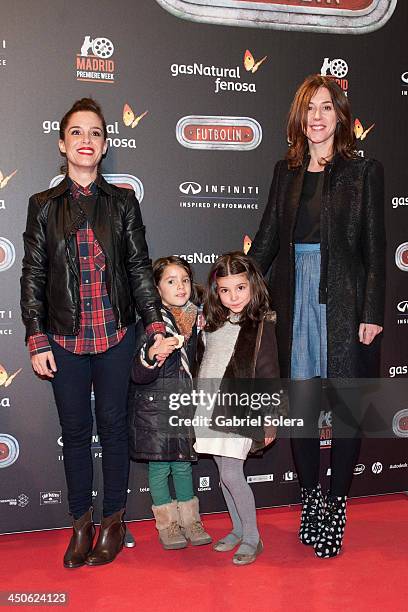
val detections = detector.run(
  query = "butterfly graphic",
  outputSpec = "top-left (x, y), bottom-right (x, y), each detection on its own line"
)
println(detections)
top-left (0, 168), bottom-right (18, 189)
top-left (244, 50), bottom-right (267, 74)
top-left (0, 364), bottom-right (22, 388)
top-left (243, 234), bottom-right (252, 255)
top-left (354, 118), bottom-right (375, 141)
top-left (123, 104), bottom-right (148, 128)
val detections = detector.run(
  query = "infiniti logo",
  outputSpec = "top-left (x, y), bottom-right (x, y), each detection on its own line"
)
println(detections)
top-left (179, 181), bottom-right (202, 195)
top-left (397, 300), bottom-right (408, 313)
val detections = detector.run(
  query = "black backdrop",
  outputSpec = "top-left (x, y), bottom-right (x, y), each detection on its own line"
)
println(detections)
top-left (0, 0), bottom-right (407, 533)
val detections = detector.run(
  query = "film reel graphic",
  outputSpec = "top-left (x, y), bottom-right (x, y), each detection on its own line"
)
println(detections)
top-left (92, 38), bottom-right (114, 58)
top-left (328, 59), bottom-right (348, 78)
top-left (0, 434), bottom-right (20, 468)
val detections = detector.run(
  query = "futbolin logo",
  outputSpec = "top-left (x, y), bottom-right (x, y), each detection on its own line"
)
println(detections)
top-left (179, 182), bottom-right (202, 195)
top-left (392, 409), bottom-right (408, 438)
top-left (155, 0), bottom-right (397, 34)
top-left (0, 238), bottom-right (15, 272)
top-left (395, 243), bottom-right (408, 271)
top-left (0, 434), bottom-right (19, 468)
top-left (176, 116), bottom-right (262, 151)
top-left (50, 174), bottom-right (144, 203)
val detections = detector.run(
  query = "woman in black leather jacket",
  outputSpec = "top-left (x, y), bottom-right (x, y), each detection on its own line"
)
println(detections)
top-left (20, 98), bottom-right (165, 568)
top-left (250, 75), bottom-right (385, 558)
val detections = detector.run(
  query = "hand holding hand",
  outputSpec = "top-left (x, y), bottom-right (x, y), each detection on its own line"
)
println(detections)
top-left (148, 335), bottom-right (179, 366)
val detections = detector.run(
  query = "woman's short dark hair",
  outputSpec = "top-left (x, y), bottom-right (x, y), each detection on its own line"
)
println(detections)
top-left (204, 251), bottom-right (273, 332)
top-left (153, 256), bottom-right (201, 306)
top-left (59, 98), bottom-right (108, 140)
top-left (286, 74), bottom-right (356, 169)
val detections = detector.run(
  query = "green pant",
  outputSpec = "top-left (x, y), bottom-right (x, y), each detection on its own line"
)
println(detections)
top-left (148, 461), bottom-right (194, 506)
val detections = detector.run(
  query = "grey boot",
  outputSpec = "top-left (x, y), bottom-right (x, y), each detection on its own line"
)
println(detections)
top-left (177, 496), bottom-right (212, 546)
top-left (152, 500), bottom-right (188, 550)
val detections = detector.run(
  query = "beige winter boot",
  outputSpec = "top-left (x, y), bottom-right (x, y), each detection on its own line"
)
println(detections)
top-left (152, 500), bottom-right (188, 550)
top-left (177, 496), bottom-right (212, 546)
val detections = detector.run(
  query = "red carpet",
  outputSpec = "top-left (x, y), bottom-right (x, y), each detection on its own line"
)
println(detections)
top-left (1, 494), bottom-right (407, 612)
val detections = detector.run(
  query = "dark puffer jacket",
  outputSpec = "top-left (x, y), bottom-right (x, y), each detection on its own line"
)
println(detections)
top-left (128, 310), bottom-right (197, 462)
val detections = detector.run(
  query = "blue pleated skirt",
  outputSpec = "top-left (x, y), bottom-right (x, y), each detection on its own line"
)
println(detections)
top-left (290, 243), bottom-right (328, 380)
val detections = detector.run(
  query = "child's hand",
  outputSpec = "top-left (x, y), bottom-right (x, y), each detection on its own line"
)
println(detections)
top-left (264, 425), bottom-right (277, 447)
top-left (149, 336), bottom-right (179, 366)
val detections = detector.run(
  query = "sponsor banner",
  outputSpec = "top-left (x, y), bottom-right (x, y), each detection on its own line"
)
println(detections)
top-left (0, 237), bottom-right (16, 272)
top-left (282, 470), bottom-right (298, 483)
top-left (396, 300), bottom-right (408, 326)
top-left (0, 167), bottom-right (17, 191)
top-left (247, 474), bottom-right (273, 483)
top-left (402, 71), bottom-right (408, 96)
top-left (170, 49), bottom-right (267, 94)
top-left (178, 180), bottom-right (260, 212)
top-left (0, 493), bottom-right (29, 508)
top-left (175, 252), bottom-right (219, 264)
top-left (395, 243), bottom-right (408, 271)
top-left (76, 35), bottom-right (116, 83)
top-left (0, 362), bottom-right (22, 388)
top-left (0, 434), bottom-right (19, 468)
top-left (43, 118), bottom-right (139, 149)
top-left (198, 476), bottom-right (212, 491)
top-left (392, 197), bottom-right (408, 209)
top-left (371, 461), bottom-right (383, 474)
top-left (389, 365), bottom-right (408, 378)
top-left (50, 174), bottom-right (144, 202)
top-left (389, 462), bottom-right (407, 470)
top-left (320, 57), bottom-right (349, 94)
top-left (0, 39), bottom-right (6, 69)
top-left (155, 0), bottom-right (397, 34)
top-left (319, 410), bottom-right (332, 448)
top-left (176, 116), bottom-right (262, 150)
top-left (0, 309), bottom-right (14, 336)
top-left (40, 491), bottom-right (62, 505)
top-left (392, 409), bottom-right (408, 437)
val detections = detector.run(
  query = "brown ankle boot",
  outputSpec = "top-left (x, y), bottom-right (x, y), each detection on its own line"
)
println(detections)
top-left (63, 508), bottom-right (95, 569)
top-left (85, 508), bottom-right (126, 566)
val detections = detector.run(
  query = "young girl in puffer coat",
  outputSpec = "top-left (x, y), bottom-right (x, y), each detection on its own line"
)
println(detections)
top-left (128, 256), bottom-right (212, 550)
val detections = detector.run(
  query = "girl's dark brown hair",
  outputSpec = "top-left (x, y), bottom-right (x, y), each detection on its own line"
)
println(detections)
top-left (59, 97), bottom-right (108, 140)
top-left (286, 74), bottom-right (356, 169)
top-left (153, 256), bottom-right (201, 306)
top-left (204, 252), bottom-right (273, 332)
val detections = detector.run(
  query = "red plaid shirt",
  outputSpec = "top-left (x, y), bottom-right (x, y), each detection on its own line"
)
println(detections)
top-left (29, 179), bottom-right (127, 355)
top-left (29, 178), bottom-right (165, 356)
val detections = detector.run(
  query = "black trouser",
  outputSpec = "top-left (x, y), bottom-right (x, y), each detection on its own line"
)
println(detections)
top-left (290, 378), bottom-right (361, 496)
top-left (50, 327), bottom-right (135, 519)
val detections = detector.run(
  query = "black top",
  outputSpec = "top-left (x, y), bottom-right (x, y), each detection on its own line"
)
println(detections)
top-left (294, 170), bottom-right (324, 243)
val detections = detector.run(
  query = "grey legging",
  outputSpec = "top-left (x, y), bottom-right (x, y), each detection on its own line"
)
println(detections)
top-left (213, 455), bottom-right (259, 548)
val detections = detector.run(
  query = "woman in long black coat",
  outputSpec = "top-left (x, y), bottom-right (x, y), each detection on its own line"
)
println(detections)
top-left (250, 75), bottom-right (385, 558)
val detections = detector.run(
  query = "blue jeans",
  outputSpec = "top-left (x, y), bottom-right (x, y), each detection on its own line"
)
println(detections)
top-left (49, 327), bottom-right (135, 519)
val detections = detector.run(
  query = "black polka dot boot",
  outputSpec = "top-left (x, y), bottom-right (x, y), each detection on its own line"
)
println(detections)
top-left (298, 483), bottom-right (324, 546)
top-left (314, 494), bottom-right (347, 559)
